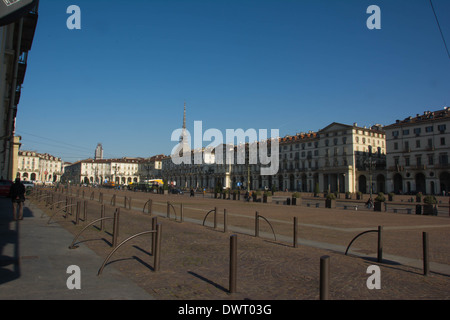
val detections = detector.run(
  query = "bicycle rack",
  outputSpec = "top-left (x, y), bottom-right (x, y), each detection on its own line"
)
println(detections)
top-left (97, 223), bottom-right (162, 276)
top-left (255, 212), bottom-right (277, 241)
top-left (68, 216), bottom-right (116, 249)
top-left (33, 194), bottom-right (52, 205)
top-left (202, 207), bottom-right (217, 227)
top-left (50, 200), bottom-right (66, 210)
top-left (124, 196), bottom-right (131, 210)
top-left (345, 226), bottom-right (383, 262)
top-left (47, 204), bottom-right (78, 224)
top-left (110, 194), bottom-right (116, 206)
top-left (143, 199), bottom-right (152, 214)
top-left (167, 201), bottom-right (178, 220)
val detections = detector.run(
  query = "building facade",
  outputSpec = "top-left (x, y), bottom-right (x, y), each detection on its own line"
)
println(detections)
top-left (17, 150), bottom-right (63, 184)
top-left (138, 154), bottom-right (164, 182)
top-left (0, 5), bottom-right (38, 180)
top-left (62, 158), bottom-right (141, 185)
top-left (384, 107), bottom-right (450, 195)
top-left (276, 122), bottom-right (386, 194)
top-left (160, 121), bottom-right (387, 194)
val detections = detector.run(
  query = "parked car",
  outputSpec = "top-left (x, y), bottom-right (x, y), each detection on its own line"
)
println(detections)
top-left (0, 180), bottom-right (13, 197)
top-left (22, 180), bottom-right (34, 194)
top-left (171, 188), bottom-right (183, 194)
top-left (22, 181), bottom-right (35, 189)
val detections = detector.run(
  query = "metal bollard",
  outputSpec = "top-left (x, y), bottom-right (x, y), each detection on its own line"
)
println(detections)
top-left (320, 255), bottom-right (330, 300)
top-left (377, 226), bottom-right (383, 263)
top-left (152, 216), bottom-right (158, 255)
top-left (112, 208), bottom-right (120, 247)
top-left (167, 201), bottom-right (170, 218)
top-left (224, 209), bottom-right (228, 233)
top-left (229, 235), bottom-right (237, 293)
top-left (423, 232), bottom-right (429, 276)
top-left (214, 207), bottom-right (217, 230)
top-left (255, 211), bottom-right (259, 237)
top-left (83, 200), bottom-right (88, 221)
top-left (100, 204), bottom-right (105, 231)
top-left (75, 201), bottom-right (80, 225)
top-left (148, 199), bottom-right (153, 215)
top-left (180, 203), bottom-right (184, 222)
top-left (154, 223), bottom-right (162, 272)
top-left (293, 217), bottom-right (298, 248)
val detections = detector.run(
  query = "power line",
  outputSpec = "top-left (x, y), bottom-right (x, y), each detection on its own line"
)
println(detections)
top-left (16, 131), bottom-right (93, 153)
top-left (429, 0), bottom-right (450, 60)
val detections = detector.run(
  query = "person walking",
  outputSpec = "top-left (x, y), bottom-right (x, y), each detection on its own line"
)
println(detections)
top-left (9, 178), bottom-right (26, 220)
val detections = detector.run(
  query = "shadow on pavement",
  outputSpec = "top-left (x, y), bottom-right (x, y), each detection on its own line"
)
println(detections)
top-left (0, 198), bottom-right (20, 285)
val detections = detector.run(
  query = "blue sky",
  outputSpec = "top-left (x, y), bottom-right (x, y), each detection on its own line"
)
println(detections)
top-left (15, 0), bottom-right (450, 162)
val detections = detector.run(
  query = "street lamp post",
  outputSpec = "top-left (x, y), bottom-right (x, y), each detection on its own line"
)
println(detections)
top-left (364, 157), bottom-right (377, 200)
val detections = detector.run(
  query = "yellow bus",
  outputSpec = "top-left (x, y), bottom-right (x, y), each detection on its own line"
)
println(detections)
top-left (148, 179), bottom-right (164, 187)
top-left (129, 179), bottom-right (164, 192)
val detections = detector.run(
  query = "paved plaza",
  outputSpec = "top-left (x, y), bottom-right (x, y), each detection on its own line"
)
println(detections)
top-left (1, 187), bottom-right (450, 300)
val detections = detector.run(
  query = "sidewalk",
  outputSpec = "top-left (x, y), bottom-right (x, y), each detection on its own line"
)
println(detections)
top-left (0, 197), bottom-right (154, 300)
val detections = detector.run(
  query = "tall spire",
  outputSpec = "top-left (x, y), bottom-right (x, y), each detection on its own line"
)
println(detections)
top-left (179, 101), bottom-right (188, 145)
top-left (183, 101), bottom-right (186, 130)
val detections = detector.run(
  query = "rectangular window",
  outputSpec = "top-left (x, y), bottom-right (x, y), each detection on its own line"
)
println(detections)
top-left (414, 128), bottom-right (421, 135)
top-left (441, 137), bottom-right (446, 146)
top-left (425, 126), bottom-right (434, 133)
top-left (439, 153), bottom-right (448, 165)
top-left (416, 156), bottom-right (422, 166)
top-left (402, 129), bottom-right (410, 135)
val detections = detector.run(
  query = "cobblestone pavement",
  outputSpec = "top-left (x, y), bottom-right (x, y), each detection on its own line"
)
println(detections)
top-left (31, 187), bottom-right (450, 300)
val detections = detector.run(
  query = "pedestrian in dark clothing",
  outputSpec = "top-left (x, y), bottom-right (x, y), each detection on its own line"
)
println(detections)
top-left (9, 178), bottom-right (25, 220)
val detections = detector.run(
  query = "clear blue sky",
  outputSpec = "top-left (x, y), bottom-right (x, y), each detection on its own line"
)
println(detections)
top-left (15, 0), bottom-right (450, 162)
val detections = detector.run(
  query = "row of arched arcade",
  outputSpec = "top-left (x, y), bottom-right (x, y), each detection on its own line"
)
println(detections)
top-left (390, 171), bottom-right (450, 195)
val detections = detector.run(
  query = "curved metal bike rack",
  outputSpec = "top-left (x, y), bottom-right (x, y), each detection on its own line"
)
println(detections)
top-left (167, 202), bottom-right (177, 220)
top-left (202, 208), bottom-right (217, 226)
top-left (50, 200), bottom-right (66, 210)
top-left (47, 204), bottom-right (78, 224)
top-left (345, 226), bottom-right (383, 263)
top-left (143, 199), bottom-right (152, 214)
top-left (255, 213), bottom-right (277, 241)
top-left (97, 224), bottom-right (162, 276)
top-left (345, 230), bottom-right (378, 255)
top-left (32, 194), bottom-right (52, 205)
top-left (69, 216), bottom-right (114, 249)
